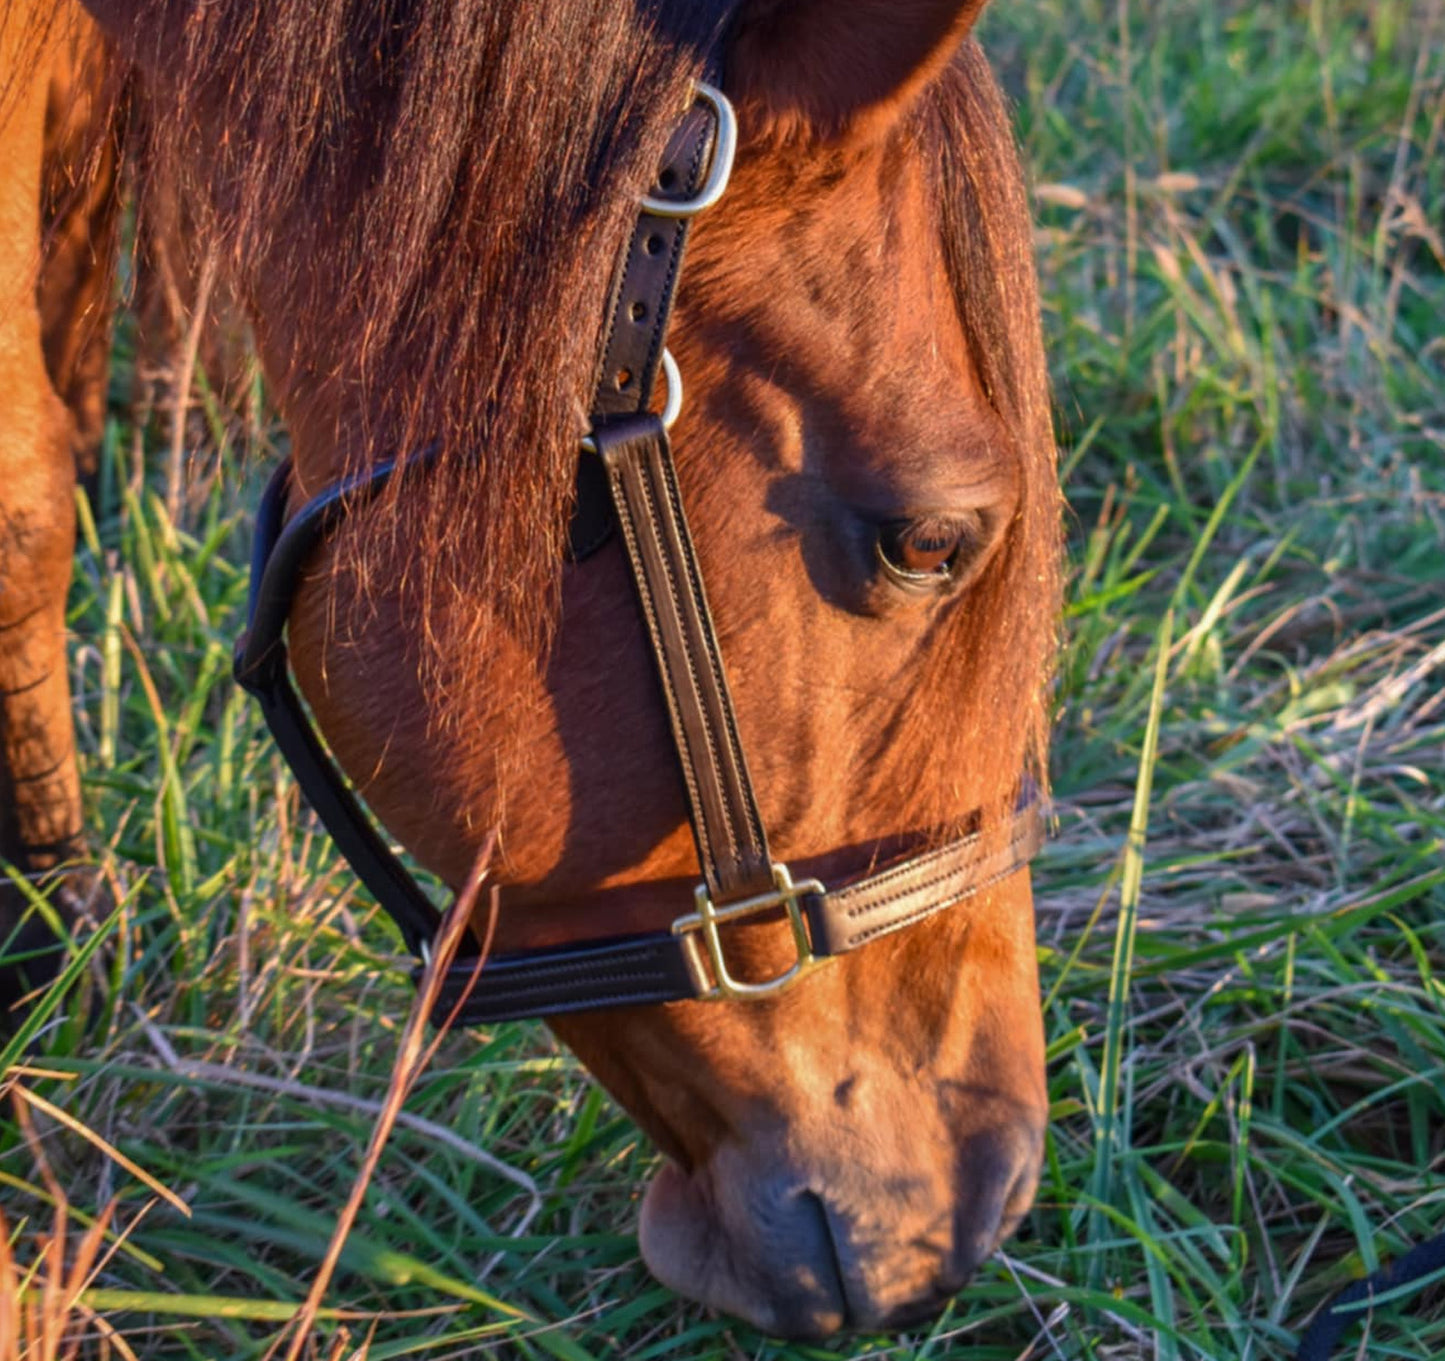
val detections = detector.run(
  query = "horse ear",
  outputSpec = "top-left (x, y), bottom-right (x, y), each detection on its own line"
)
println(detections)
top-left (727, 0), bottom-right (989, 144)
top-left (80, 0), bottom-right (193, 65)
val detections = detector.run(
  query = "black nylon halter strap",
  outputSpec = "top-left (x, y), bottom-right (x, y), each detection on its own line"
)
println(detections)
top-left (1293, 1230), bottom-right (1445, 1360)
top-left (236, 453), bottom-right (442, 958)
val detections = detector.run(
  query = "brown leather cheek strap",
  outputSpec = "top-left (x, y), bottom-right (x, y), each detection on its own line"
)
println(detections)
top-left (575, 90), bottom-right (774, 906)
top-left (592, 416), bottom-right (774, 904)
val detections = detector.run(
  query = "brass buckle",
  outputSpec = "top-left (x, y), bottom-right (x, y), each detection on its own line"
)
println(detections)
top-left (672, 864), bottom-right (826, 1002)
top-left (640, 82), bottom-right (738, 219)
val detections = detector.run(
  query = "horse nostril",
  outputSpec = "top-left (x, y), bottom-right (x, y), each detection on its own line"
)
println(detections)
top-left (949, 1125), bottom-right (1044, 1284)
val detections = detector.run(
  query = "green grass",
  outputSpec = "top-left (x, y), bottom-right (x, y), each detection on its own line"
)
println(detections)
top-left (3, 0), bottom-right (1443, 1355)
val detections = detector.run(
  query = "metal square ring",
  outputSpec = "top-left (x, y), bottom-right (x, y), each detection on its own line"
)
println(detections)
top-left (672, 863), bottom-right (827, 1002)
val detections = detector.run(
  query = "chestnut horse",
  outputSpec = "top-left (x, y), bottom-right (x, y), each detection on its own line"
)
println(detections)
top-left (0, 0), bottom-right (1060, 1337)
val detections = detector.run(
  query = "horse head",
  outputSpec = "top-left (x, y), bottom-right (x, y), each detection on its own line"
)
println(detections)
top-left (85, 0), bottom-right (1060, 1334)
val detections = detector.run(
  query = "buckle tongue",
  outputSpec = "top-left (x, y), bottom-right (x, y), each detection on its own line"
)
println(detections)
top-left (672, 863), bottom-right (826, 1001)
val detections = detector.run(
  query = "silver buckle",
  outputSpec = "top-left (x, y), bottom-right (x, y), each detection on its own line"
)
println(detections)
top-left (672, 863), bottom-right (826, 1001)
top-left (640, 82), bottom-right (737, 219)
top-left (580, 349), bottom-right (682, 454)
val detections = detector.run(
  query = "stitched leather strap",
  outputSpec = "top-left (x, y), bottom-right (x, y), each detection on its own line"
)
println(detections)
top-left (428, 799), bottom-right (1042, 1024)
top-left (571, 105), bottom-right (716, 561)
top-left (575, 90), bottom-right (775, 904)
top-left (595, 106), bottom-right (714, 418)
top-left (593, 416), bottom-right (774, 903)
top-left (806, 804), bottom-right (1044, 955)
top-left (428, 935), bottom-right (701, 1023)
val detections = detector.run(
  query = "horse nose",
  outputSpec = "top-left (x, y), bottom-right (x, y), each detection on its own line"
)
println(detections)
top-left (638, 1124), bottom-right (1042, 1338)
top-left (818, 1126), bottom-right (1042, 1332)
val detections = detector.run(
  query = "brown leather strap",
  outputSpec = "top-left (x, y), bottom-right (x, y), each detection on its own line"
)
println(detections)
top-left (592, 416), bottom-right (774, 903)
top-left (571, 104), bottom-right (717, 561)
top-left (594, 105), bottom-right (715, 418)
top-left (578, 90), bottom-right (775, 904)
top-left (804, 805), bottom-right (1044, 956)
top-left (428, 799), bottom-right (1043, 1024)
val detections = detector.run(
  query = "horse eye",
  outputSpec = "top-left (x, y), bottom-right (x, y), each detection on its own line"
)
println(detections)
top-left (875, 517), bottom-right (969, 587)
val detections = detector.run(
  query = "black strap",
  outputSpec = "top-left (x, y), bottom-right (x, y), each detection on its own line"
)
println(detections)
top-left (236, 456), bottom-right (442, 958)
top-left (1296, 1231), bottom-right (1445, 1359)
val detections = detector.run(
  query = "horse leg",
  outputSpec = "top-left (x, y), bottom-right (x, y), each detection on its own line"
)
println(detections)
top-left (39, 16), bottom-right (120, 489)
top-left (0, 5), bottom-right (115, 1011)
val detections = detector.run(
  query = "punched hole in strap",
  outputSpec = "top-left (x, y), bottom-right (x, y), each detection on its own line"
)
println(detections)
top-left (581, 350), bottom-right (684, 454)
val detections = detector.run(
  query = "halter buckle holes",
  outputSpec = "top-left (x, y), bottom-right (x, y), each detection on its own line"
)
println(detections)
top-left (580, 349), bottom-right (684, 454)
top-left (672, 862), bottom-right (827, 1001)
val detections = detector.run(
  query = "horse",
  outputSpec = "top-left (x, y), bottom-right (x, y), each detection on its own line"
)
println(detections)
top-left (0, 0), bottom-right (1060, 1337)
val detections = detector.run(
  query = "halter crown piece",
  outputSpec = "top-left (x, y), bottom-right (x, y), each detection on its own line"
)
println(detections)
top-left (234, 82), bottom-right (1044, 1026)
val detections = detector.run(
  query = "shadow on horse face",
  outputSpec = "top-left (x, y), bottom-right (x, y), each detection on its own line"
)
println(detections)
top-left (62, 0), bottom-right (1060, 1335)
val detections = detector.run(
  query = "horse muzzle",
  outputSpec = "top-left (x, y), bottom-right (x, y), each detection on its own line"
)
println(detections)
top-left (637, 1117), bottom-right (1044, 1338)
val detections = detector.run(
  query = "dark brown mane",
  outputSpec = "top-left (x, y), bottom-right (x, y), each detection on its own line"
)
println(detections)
top-left (919, 42), bottom-right (1060, 807)
top-left (119, 0), bottom-right (734, 650)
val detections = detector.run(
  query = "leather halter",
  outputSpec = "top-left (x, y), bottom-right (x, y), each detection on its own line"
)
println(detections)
top-left (234, 83), bottom-right (1044, 1026)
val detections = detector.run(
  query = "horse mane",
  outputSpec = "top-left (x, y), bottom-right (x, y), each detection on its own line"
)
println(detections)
top-left (119, 0), bottom-right (735, 659)
top-left (916, 41), bottom-right (1061, 812)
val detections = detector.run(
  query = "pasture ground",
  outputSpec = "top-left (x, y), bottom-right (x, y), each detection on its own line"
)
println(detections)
top-left (3, 0), bottom-right (1442, 1356)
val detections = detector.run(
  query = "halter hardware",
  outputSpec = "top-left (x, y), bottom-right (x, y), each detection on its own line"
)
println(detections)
top-left (639, 81), bottom-right (736, 218)
top-left (235, 78), bottom-right (1046, 1027)
top-left (580, 348), bottom-right (681, 454)
top-left (673, 863), bottom-right (826, 1001)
